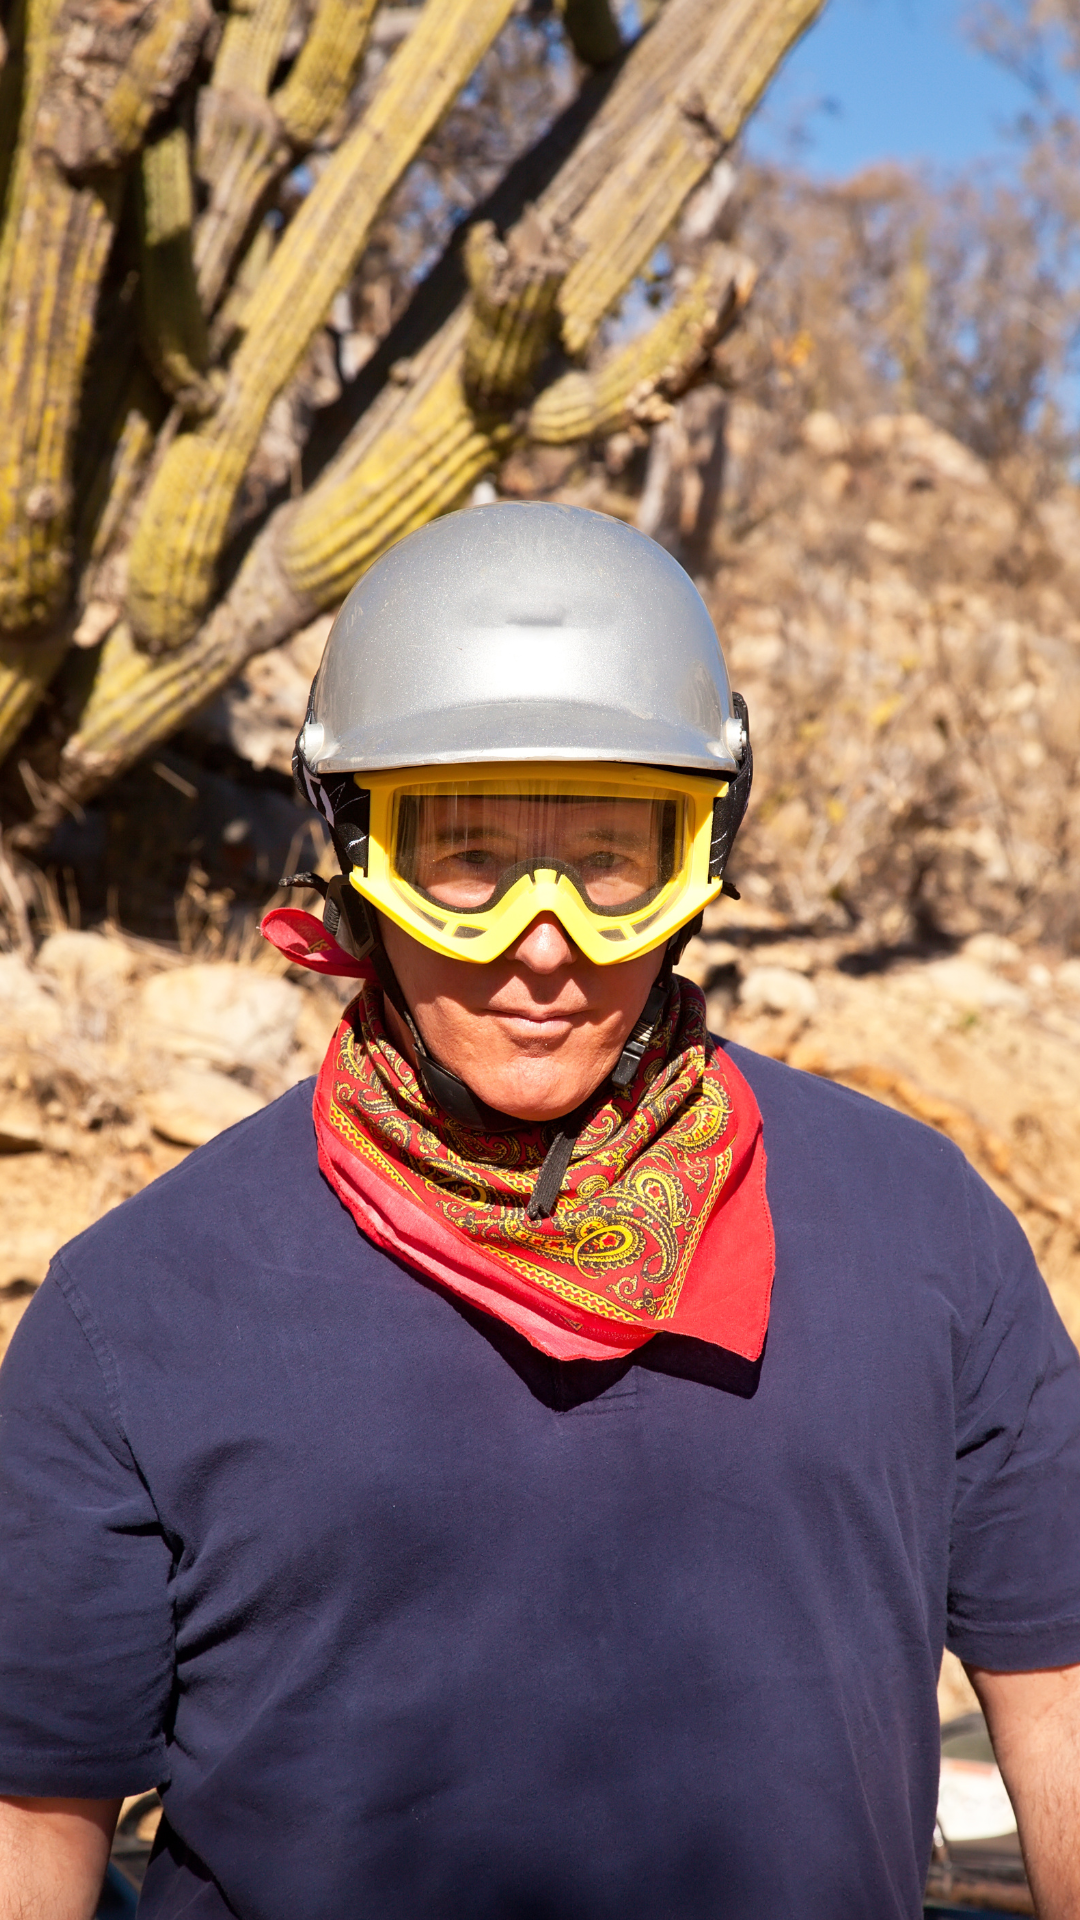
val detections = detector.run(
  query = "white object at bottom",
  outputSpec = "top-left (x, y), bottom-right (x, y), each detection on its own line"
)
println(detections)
top-left (937, 1757), bottom-right (1017, 1841)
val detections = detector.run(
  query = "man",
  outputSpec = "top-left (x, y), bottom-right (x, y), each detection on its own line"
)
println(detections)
top-left (1, 502), bottom-right (1079, 1919)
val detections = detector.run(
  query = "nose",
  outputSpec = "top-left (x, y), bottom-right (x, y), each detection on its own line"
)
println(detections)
top-left (512, 913), bottom-right (579, 973)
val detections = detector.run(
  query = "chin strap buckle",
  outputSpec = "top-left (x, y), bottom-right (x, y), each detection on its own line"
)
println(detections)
top-left (526, 1105), bottom-right (592, 1221)
top-left (610, 970), bottom-right (670, 1092)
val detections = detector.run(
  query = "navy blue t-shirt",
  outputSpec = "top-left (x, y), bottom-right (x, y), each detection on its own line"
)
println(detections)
top-left (2, 1044), bottom-right (1080, 1919)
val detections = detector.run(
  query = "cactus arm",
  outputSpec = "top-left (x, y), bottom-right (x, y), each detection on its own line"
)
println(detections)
top-left (125, 0), bottom-right (519, 653)
top-left (0, 627), bottom-right (71, 768)
top-left (462, 210), bottom-right (570, 414)
top-left (0, 0), bottom-right (212, 632)
top-left (528, 245), bottom-right (755, 444)
top-left (555, 0), bottom-right (622, 70)
top-left (0, 0), bottom-right (63, 315)
top-left (272, 0), bottom-right (381, 147)
top-left (192, 0), bottom-right (380, 315)
top-left (97, 0), bottom-right (213, 163)
top-left (32, 0), bottom-right (212, 172)
top-left (556, 0), bottom-right (824, 354)
top-left (209, 0), bottom-right (295, 100)
top-left (192, 0), bottom-right (295, 311)
top-left (137, 125), bottom-right (218, 415)
top-left (0, 0), bottom-right (209, 768)
top-left (539, 0), bottom-right (727, 236)
top-left (0, 0), bottom-right (123, 632)
top-left (0, 0), bottom-right (28, 228)
top-left (192, 95), bottom-right (287, 313)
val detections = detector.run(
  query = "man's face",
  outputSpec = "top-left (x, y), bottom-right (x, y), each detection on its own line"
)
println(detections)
top-left (377, 904), bottom-right (666, 1124)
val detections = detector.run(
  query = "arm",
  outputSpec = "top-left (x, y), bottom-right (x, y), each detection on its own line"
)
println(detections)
top-left (0, 1796), bottom-right (121, 1920)
top-left (967, 1663), bottom-right (1080, 1920)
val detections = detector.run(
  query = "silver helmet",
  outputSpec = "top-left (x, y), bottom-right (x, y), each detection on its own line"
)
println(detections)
top-left (297, 500), bottom-right (748, 778)
top-left (287, 502), bottom-right (752, 1144)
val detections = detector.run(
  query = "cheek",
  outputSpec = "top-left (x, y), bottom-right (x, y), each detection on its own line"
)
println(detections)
top-left (379, 917), bottom-right (481, 1010)
top-left (595, 952), bottom-right (667, 1022)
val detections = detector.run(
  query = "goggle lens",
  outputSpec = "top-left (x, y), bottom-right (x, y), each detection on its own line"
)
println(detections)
top-left (392, 785), bottom-right (683, 916)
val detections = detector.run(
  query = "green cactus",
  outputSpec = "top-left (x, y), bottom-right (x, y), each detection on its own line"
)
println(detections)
top-left (529, 246), bottom-right (756, 444)
top-left (462, 212), bottom-right (570, 415)
top-left (1, 0), bottom-right (826, 845)
top-left (0, 0), bottom-right (208, 749)
top-left (124, 0), bottom-right (520, 655)
top-left (137, 126), bottom-right (219, 417)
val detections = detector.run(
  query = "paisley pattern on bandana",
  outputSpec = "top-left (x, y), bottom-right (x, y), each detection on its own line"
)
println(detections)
top-left (314, 974), bottom-right (772, 1352)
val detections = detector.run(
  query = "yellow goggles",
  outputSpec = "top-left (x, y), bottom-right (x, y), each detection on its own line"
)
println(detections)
top-left (347, 762), bottom-right (728, 965)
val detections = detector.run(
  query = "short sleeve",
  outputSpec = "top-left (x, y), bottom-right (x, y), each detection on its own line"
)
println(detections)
top-left (0, 1263), bottom-right (174, 1796)
top-left (947, 1166), bottom-right (1080, 1670)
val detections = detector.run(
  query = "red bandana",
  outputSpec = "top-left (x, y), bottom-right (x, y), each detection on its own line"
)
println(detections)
top-left (264, 907), bottom-right (774, 1362)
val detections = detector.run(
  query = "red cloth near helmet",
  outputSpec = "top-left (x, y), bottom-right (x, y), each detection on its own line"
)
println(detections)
top-left (262, 907), bottom-right (774, 1362)
top-left (260, 907), bottom-right (370, 978)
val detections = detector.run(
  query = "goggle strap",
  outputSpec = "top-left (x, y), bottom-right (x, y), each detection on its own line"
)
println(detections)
top-left (414, 1048), bottom-right (521, 1134)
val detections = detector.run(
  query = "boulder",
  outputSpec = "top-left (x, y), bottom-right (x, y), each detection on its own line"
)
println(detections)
top-left (139, 963), bottom-right (303, 1072)
top-left (739, 966), bottom-right (818, 1018)
top-left (36, 930), bottom-right (135, 997)
top-left (145, 1066), bottom-right (267, 1148)
top-left (900, 956), bottom-right (1029, 1014)
top-left (962, 933), bottom-right (1023, 971)
top-left (0, 954), bottom-right (61, 1042)
top-left (801, 410), bottom-right (851, 459)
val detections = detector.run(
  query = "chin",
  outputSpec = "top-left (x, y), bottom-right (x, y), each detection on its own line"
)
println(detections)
top-left (501, 1096), bottom-right (579, 1124)
top-left (479, 1063), bottom-right (607, 1125)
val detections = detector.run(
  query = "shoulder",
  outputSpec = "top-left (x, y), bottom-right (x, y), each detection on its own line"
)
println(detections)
top-left (717, 1039), bottom-right (1015, 1295)
top-left (721, 1039), bottom-right (962, 1185)
top-left (719, 1044), bottom-right (1061, 1374)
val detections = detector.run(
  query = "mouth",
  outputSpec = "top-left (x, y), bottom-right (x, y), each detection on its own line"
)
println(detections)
top-left (491, 1006), bottom-right (585, 1034)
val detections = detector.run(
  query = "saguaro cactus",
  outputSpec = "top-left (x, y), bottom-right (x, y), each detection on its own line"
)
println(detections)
top-left (0, 0), bottom-right (209, 634)
top-left (0, 0), bottom-right (825, 847)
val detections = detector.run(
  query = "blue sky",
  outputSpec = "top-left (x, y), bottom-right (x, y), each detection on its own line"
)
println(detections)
top-left (747, 0), bottom-right (1032, 177)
